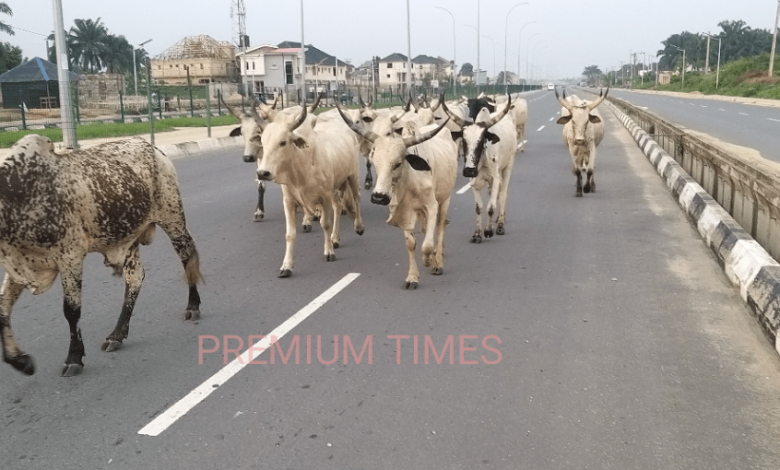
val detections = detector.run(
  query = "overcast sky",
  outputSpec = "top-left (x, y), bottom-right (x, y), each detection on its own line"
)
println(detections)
top-left (4, 0), bottom-right (777, 79)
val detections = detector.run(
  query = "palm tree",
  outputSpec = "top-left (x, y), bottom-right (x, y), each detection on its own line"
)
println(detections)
top-left (582, 65), bottom-right (602, 85)
top-left (0, 3), bottom-right (14, 36)
top-left (69, 18), bottom-right (108, 73)
top-left (102, 34), bottom-right (133, 74)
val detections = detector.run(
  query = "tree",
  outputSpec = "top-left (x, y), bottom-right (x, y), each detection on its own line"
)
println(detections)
top-left (582, 65), bottom-right (602, 85)
top-left (459, 62), bottom-right (474, 78)
top-left (102, 34), bottom-right (133, 74)
top-left (0, 41), bottom-right (21, 73)
top-left (69, 18), bottom-right (108, 73)
top-left (0, 3), bottom-right (13, 36)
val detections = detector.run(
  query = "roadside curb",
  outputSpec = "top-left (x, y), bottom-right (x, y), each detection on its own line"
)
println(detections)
top-left (157, 135), bottom-right (243, 158)
top-left (609, 103), bottom-right (780, 354)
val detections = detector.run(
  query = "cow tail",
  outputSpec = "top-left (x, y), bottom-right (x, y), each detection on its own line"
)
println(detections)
top-left (184, 246), bottom-right (204, 286)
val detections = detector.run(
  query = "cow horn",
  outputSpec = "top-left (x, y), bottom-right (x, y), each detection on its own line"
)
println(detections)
top-left (402, 116), bottom-right (450, 148)
top-left (390, 98), bottom-right (412, 123)
top-left (440, 98), bottom-right (466, 129)
top-left (430, 96), bottom-right (441, 112)
top-left (359, 91), bottom-right (368, 109)
top-left (555, 86), bottom-right (573, 112)
top-left (480, 93), bottom-right (512, 129)
top-left (367, 93), bottom-right (374, 108)
top-left (308, 92), bottom-right (323, 113)
top-left (409, 91), bottom-right (421, 112)
top-left (221, 95), bottom-right (242, 120)
top-left (587, 86), bottom-right (609, 111)
top-left (288, 102), bottom-right (307, 132)
top-left (335, 101), bottom-right (379, 143)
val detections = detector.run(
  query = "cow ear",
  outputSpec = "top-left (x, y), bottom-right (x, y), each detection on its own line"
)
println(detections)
top-left (450, 131), bottom-right (463, 141)
top-left (405, 154), bottom-right (431, 171)
top-left (293, 136), bottom-right (310, 149)
top-left (229, 127), bottom-right (242, 137)
top-left (589, 114), bottom-right (602, 124)
top-left (485, 131), bottom-right (500, 145)
top-left (362, 116), bottom-right (374, 123)
top-left (556, 116), bottom-right (571, 125)
top-left (394, 127), bottom-right (404, 135)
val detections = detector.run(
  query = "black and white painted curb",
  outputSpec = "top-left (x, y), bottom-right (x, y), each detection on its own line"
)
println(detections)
top-left (610, 103), bottom-right (780, 353)
top-left (157, 135), bottom-right (243, 159)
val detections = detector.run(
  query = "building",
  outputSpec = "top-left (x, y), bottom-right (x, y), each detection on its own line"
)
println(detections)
top-left (377, 53), bottom-right (454, 91)
top-left (412, 55), bottom-right (454, 85)
top-left (378, 53), bottom-right (411, 89)
top-left (150, 35), bottom-right (237, 85)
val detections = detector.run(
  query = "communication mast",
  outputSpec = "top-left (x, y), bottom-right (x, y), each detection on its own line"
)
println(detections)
top-left (231, 0), bottom-right (249, 97)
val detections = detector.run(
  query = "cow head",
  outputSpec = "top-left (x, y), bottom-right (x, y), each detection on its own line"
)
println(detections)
top-left (222, 95), bottom-right (265, 163)
top-left (354, 100), bottom-right (409, 157)
top-left (336, 102), bottom-right (448, 206)
top-left (443, 94), bottom-right (512, 178)
top-left (555, 87), bottom-right (608, 145)
top-left (468, 95), bottom-right (496, 120)
top-left (255, 105), bottom-right (310, 183)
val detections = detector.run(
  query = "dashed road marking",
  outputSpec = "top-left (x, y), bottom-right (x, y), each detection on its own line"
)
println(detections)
top-left (457, 183), bottom-right (472, 195)
top-left (137, 273), bottom-right (361, 437)
top-left (739, 112), bottom-right (749, 116)
top-left (769, 118), bottom-right (780, 123)
top-left (700, 105), bottom-right (707, 108)
top-left (537, 125), bottom-right (545, 131)
top-left (549, 117), bottom-right (555, 121)
top-left (719, 109), bottom-right (726, 111)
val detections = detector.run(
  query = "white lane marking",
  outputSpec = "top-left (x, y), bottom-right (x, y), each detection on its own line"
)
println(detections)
top-left (700, 105), bottom-right (707, 108)
top-left (537, 125), bottom-right (545, 131)
top-left (457, 183), bottom-right (472, 195)
top-left (739, 112), bottom-right (749, 116)
top-left (769, 118), bottom-right (780, 123)
top-left (515, 139), bottom-right (527, 150)
top-left (719, 108), bottom-right (726, 111)
top-left (137, 273), bottom-right (361, 437)
top-left (549, 117), bottom-right (555, 121)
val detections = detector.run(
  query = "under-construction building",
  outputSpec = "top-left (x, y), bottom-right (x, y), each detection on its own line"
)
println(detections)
top-left (150, 35), bottom-right (237, 85)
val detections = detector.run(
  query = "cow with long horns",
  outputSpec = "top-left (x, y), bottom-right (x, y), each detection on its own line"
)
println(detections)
top-left (443, 94), bottom-right (517, 243)
top-left (555, 87), bottom-right (608, 197)
top-left (336, 101), bottom-right (457, 290)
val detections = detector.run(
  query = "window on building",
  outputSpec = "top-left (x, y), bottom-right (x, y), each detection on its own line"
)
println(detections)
top-left (387, 63), bottom-right (392, 68)
top-left (285, 61), bottom-right (294, 85)
top-left (252, 62), bottom-right (255, 70)
top-left (200, 63), bottom-right (203, 69)
top-left (387, 74), bottom-right (391, 79)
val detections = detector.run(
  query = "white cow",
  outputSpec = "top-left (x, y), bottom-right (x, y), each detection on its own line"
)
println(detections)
top-left (337, 104), bottom-right (457, 289)
top-left (495, 95), bottom-right (528, 151)
top-left (443, 95), bottom-right (518, 243)
top-left (0, 136), bottom-right (203, 376)
top-left (555, 87), bottom-right (608, 197)
top-left (255, 105), bottom-right (365, 277)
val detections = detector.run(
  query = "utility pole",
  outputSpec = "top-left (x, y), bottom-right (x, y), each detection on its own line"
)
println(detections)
top-left (406, 0), bottom-right (413, 95)
top-left (300, 0), bottom-right (306, 106)
top-left (704, 34), bottom-right (711, 74)
top-left (52, 0), bottom-right (76, 149)
top-left (771, 0), bottom-right (780, 77)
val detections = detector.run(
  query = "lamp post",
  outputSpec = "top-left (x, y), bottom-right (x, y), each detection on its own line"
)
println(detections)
top-left (669, 43), bottom-right (686, 90)
top-left (771, 0), bottom-right (780, 77)
top-left (700, 32), bottom-right (722, 88)
top-left (517, 20), bottom-right (536, 91)
top-left (531, 44), bottom-right (546, 87)
top-left (134, 39), bottom-right (152, 97)
top-left (641, 52), bottom-right (646, 86)
top-left (503, 3), bottom-right (528, 94)
top-left (465, 24), bottom-right (480, 93)
top-left (434, 6), bottom-right (456, 97)
top-left (482, 35), bottom-right (496, 86)
top-left (525, 33), bottom-right (541, 88)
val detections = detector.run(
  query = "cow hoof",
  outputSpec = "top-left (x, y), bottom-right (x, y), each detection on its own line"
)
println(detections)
top-left (302, 224), bottom-right (312, 233)
top-left (333, 241), bottom-right (340, 249)
top-left (470, 235), bottom-right (482, 244)
top-left (356, 227), bottom-right (365, 236)
top-left (403, 281), bottom-right (419, 290)
top-left (325, 253), bottom-right (336, 262)
top-left (365, 180), bottom-right (372, 190)
top-left (341, 209), bottom-right (347, 216)
top-left (61, 363), bottom-right (83, 377)
top-left (184, 309), bottom-right (201, 321)
top-left (312, 216), bottom-right (320, 222)
top-left (496, 225), bottom-right (505, 235)
top-left (279, 269), bottom-right (293, 278)
top-left (583, 184), bottom-right (591, 194)
top-left (431, 267), bottom-right (443, 275)
top-left (484, 229), bottom-right (494, 238)
top-left (575, 192), bottom-right (583, 198)
top-left (100, 339), bottom-right (123, 352)
top-left (8, 354), bottom-right (35, 375)
top-left (253, 212), bottom-right (264, 222)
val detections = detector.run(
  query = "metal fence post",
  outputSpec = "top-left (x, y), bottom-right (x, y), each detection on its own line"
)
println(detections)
top-left (206, 85), bottom-right (211, 138)
top-left (146, 58), bottom-right (155, 146)
top-left (19, 92), bottom-right (26, 130)
top-left (120, 92), bottom-right (125, 122)
top-left (158, 90), bottom-right (163, 120)
top-left (217, 89), bottom-right (222, 116)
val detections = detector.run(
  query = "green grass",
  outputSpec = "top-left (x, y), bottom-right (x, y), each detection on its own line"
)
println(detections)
top-left (0, 114), bottom-right (240, 149)
top-left (633, 53), bottom-right (780, 99)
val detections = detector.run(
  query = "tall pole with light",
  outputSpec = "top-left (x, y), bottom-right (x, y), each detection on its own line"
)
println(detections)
top-left (517, 20), bottom-right (536, 91)
top-left (134, 39), bottom-right (152, 97)
top-left (482, 35), bottom-right (496, 85)
top-left (52, 0), bottom-right (76, 148)
top-left (771, 0), bottom-right (780, 77)
top-left (300, 0), bottom-right (306, 106)
top-left (503, 3), bottom-right (527, 94)
top-left (406, 0), bottom-right (413, 94)
top-left (531, 43), bottom-right (546, 86)
top-left (525, 34), bottom-right (541, 88)
top-left (701, 32), bottom-right (722, 88)
top-left (434, 6), bottom-right (456, 97)
top-left (669, 43), bottom-right (686, 90)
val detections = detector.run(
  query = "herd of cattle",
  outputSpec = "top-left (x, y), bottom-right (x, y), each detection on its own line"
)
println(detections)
top-left (0, 87), bottom-right (608, 376)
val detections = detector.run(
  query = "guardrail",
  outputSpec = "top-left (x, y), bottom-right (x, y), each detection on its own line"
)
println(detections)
top-left (606, 94), bottom-right (780, 263)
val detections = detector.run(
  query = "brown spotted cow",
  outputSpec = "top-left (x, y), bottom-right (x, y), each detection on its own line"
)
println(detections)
top-left (0, 135), bottom-right (202, 376)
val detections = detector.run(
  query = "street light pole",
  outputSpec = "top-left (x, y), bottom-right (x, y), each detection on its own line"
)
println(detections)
top-left (517, 21), bottom-right (536, 91)
top-left (434, 6), bottom-right (456, 97)
top-left (525, 32), bottom-right (541, 89)
top-left (669, 43), bottom-right (686, 90)
top-left (482, 35), bottom-right (496, 86)
top-left (134, 39), bottom-right (152, 97)
top-left (503, 3), bottom-right (527, 94)
top-left (770, 0), bottom-right (779, 77)
top-left (406, 0), bottom-right (413, 95)
top-left (52, 0), bottom-right (76, 148)
top-left (701, 32), bottom-right (722, 88)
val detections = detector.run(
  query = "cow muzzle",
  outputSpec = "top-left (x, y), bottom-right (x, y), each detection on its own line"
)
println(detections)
top-left (256, 170), bottom-right (272, 181)
top-left (243, 155), bottom-right (257, 163)
top-left (574, 138), bottom-right (586, 145)
top-left (371, 192), bottom-right (391, 206)
top-left (463, 167), bottom-right (478, 178)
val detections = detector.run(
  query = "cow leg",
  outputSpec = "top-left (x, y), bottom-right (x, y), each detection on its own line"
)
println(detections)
top-left (346, 175), bottom-right (365, 236)
top-left (496, 161), bottom-right (515, 236)
top-left (330, 193), bottom-right (343, 250)
top-left (101, 244), bottom-right (144, 352)
top-left (470, 183), bottom-right (485, 243)
top-left (279, 191), bottom-right (298, 277)
top-left (60, 263), bottom-right (86, 377)
top-left (364, 159), bottom-right (374, 190)
top-left (253, 179), bottom-right (265, 222)
top-left (574, 169), bottom-right (583, 197)
top-left (157, 221), bottom-right (203, 320)
top-left (485, 174), bottom-right (502, 238)
top-left (519, 125), bottom-right (525, 152)
top-left (302, 207), bottom-right (315, 233)
top-left (430, 197), bottom-right (451, 275)
top-left (421, 204), bottom-right (438, 268)
top-left (319, 199), bottom-right (336, 262)
top-left (403, 230), bottom-right (420, 290)
top-left (0, 275), bottom-right (34, 375)
top-left (586, 170), bottom-right (595, 193)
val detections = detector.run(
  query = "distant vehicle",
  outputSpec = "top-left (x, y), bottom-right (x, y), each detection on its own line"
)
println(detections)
top-left (547, 83), bottom-right (555, 90)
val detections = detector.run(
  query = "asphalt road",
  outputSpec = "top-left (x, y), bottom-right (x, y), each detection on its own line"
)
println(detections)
top-left (604, 88), bottom-right (780, 162)
top-left (3, 90), bottom-right (780, 470)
